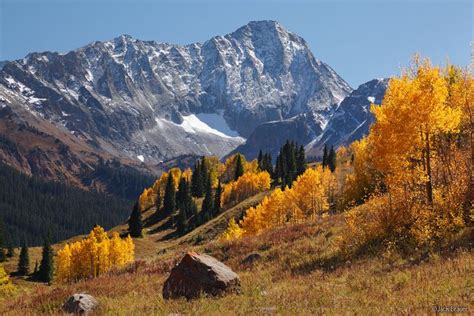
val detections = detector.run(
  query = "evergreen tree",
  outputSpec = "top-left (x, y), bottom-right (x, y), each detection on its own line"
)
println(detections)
top-left (17, 243), bottom-right (29, 276)
top-left (33, 260), bottom-right (38, 274)
top-left (38, 235), bottom-right (54, 284)
top-left (0, 249), bottom-right (5, 263)
top-left (128, 202), bottom-right (143, 238)
top-left (296, 145), bottom-right (307, 176)
top-left (191, 161), bottom-right (204, 197)
top-left (322, 144), bottom-right (328, 168)
top-left (257, 150), bottom-right (263, 170)
top-left (176, 205), bottom-right (188, 233)
top-left (234, 154), bottom-right (244, 181)
top-left (163, 174), bottom-right (176, 215)
top-left (6, 245), bottom-right (14, 258)
top-left (213, 180), bottom-right (222, 216)
top-left (202, 173), bottom-right (213, 221)
top-left (328, 145), bottom-right (337, 172)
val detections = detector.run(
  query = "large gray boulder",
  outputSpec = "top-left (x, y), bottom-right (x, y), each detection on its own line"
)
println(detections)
top-left (62, 293), bottom-right (98, 314)
top-left (163, 252), bottom-right (240, 299)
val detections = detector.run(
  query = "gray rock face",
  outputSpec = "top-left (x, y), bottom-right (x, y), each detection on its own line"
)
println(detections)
top-left (306, 78), bottom-right (389, 156)
top-left (62, 293), bottom-right (98, 315)
top-left (0, 20), bottom-right (351, 163)
top-left (163, 252), bottom-right (240, 299)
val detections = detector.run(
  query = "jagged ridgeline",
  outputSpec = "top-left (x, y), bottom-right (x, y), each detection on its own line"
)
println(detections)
top-left (0, 162), bottom-right (136, 246)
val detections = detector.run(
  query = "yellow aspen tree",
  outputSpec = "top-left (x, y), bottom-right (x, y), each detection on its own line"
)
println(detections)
top-left (56, 244), bottom-right (72, 283)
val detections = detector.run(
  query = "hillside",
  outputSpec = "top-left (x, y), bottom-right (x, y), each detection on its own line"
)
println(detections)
top-left (1, 202), bottom-right (471, 314)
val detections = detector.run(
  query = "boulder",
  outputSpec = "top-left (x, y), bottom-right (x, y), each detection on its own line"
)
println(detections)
top-left (62, 293), bottom-right (98, 315)
top-left (163, 252), bottom-right (240, 299)
top-left (241, 253), bottom-right (262, 267)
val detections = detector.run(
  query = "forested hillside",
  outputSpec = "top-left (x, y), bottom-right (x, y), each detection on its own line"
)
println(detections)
top-left (0, 162), bottom-right (134, 246)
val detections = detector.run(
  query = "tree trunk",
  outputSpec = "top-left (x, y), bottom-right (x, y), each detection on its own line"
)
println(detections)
top-left (425, 132), bottom-right (433, 204)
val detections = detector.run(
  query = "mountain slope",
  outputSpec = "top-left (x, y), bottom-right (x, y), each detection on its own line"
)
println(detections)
top-left (0, 21), bottom-right (351, 170)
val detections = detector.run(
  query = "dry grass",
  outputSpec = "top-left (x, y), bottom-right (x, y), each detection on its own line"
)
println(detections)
top-left (1, 211), bottom-right (472, 315)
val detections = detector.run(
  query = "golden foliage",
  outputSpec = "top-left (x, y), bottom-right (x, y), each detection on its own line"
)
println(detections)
top-left (56, 226), bottom-right (134, 283)
top-left (223, 166), bottom-right (334, 239)
top-left (0, 265), bottom-right (13, 295)
top-left (221, 171), bottom-right (271, 209)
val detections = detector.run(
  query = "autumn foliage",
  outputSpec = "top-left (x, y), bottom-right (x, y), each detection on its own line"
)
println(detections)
top-left (221, 171), bottom-right (271, 209)
top-left (56, 226), bottom-right (134, 283)
top-left (223, 58), bottom-right (472, 251)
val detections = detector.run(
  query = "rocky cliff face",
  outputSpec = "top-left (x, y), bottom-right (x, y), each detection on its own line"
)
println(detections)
top-left (0, 20), bottom-right (352, 166)
top-left (0, 20), bottom-right (389, 189)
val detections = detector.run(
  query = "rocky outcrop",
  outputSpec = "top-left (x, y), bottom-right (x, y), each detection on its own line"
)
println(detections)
top-left (163, 252), bottom-right (240, 299)
top-left (62, 293), bottom-right (98, 314)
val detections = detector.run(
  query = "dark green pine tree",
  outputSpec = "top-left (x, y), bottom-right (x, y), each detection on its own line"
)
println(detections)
top-left (234, 154), bottom-right (244, 181)
top-left (264, 153), bottom-right (273, 175)
top-left (296, 145), bottom-right (307, 176)
top-left (328, 145), bottom-right (337, 172)
top-left (257, 150), bottom-right (264, 170)
top-left (128, 202), bottom-right (143, 238)
top-left (201, 173), bottom-right (213, 222)
top-left (322, 144), bottom-right (328, 168)
top-left (176, 205), bottom-right (188, 234)
top-left (0, 248), bottom-right (5, 263)
top-left (38, 235), bottom-right (54, 284)
top-left (213, 180), bottom-right (222, 216)
top-left (17, 243), bottom-right (29, 276)
top-left (191, 160), bottom-right (204, 197)
top-left (163, 173), bottom-right (176, 215)
top-left (6, 245), bottom-right (14, 258)
top-left (33, 260), bottom-right (39, 274)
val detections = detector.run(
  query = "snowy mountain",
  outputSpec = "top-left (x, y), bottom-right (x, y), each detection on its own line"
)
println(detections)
top-left (306, 78), bottom-right (389, 156)
top-left (0, 20), bottom-right (351, 165)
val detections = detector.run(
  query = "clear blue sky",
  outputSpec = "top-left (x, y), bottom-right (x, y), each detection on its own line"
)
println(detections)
top-left (0, 0), bottom-right (472, 87)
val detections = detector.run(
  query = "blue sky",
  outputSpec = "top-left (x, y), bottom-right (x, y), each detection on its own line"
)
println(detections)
top-left (0, 0), bottom-right (472, 87)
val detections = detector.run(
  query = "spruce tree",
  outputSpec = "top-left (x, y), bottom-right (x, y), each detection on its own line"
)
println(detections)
top-left (38, 236), bottom-right (54, 284)
top-left (202, 173), bottom-right (213, 222)
top-left (128, 202), bottom-right (143, 238)
top-left (163, 174), bottom-right (176, 215)
top-left (17, 243), bottom-right (29, 276)
top-left (257, 150), bottom-right (263, 170)
top-left (322, 144), bottom-right (328, 168)
top-left (213, 180), bottom-right (222, 216)
top-left (6, 245), bottom-right (14, 258)
top-left (234, 154), bottom-right (244, 181)
top-left (34, 261), bottom-right (38, 274)
top-left (296, 145), bottom-right (307, 176)
top-left (0, 248), bottom-right (5, 263)
top-left (176, 205), bottom-right (187, 234)
top-left (328, 145), bottom-right (337, 172)
top-left (191, 161), bottom-right (203, 197)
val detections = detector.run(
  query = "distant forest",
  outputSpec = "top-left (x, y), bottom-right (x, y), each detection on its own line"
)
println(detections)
top-left (0, 162), bottom-right (152, 247)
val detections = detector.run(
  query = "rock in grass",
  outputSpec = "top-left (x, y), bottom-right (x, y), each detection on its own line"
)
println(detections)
top-left (62, 293), bottom-right (98, 314)
top-left (163, 252), bottom-right (240, 299)
top-left (241, 253), bottom-right (262, 267)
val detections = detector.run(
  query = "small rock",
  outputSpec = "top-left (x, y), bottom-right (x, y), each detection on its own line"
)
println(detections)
top-left (241, 253), bottom-right (262, 267)
top-left (62, 293), bottom-right (98, 315)
top-left (163, 251), bottom-right (240, 299)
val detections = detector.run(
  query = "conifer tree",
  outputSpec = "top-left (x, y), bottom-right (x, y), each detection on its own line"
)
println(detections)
top-left (163, 173), bottom-right (176, 215)
top-left (38, 235), bottom-right (54, 284)
top-left (0, 249), bottom-right (5, 263)
top-left (6, 245), bottom-right (14, 258)
top-left (202, 173), bottom-right (213, 222)
top-left (322, 144), bottom-right (328, 168)
top-left (213, 180), bottom-right (222, 216)
top-left (34, 261), bottom-right (38, 274)
top-left (191, 160), bottom-right (204, 197)
top-left (328, 145), bottom-right (337, 172)
top-left (176, 206), bottom-right (188, 233)
top-left (17, 243), bottom-right (29, 276)
top-left (128, 202), bottom-right (143, 238)
top-left (257, 150), bottom-right (263, 170)
top-left (234, 154), bottom-right (244, 181)
top-left (296, 145), bottom-right (307, 176)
